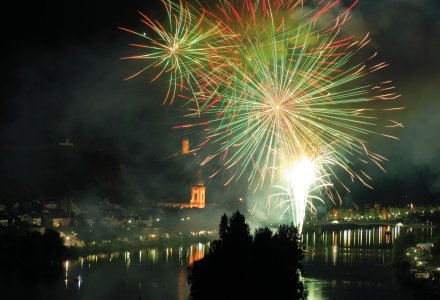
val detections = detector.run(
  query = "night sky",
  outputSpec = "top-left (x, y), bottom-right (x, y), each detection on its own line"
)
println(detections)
top-left (0, 0), bottom-right (439, 207)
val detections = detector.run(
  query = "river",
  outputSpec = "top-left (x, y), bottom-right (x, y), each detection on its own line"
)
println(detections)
top-left (2, 226), bottom-right (435, 299)
top-left (301, 225), bottom-right (434, 299)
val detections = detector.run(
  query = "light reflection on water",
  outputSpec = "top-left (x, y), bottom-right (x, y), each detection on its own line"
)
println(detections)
top-left (303, 225), bottom-right (433, 250)
top-left (6, 226), bottom-right (435, 299)
top-left (189, 243), bottom-right (207, 266)
top-left (305, 277), bottom-right (398, 300)
top-left (60, 244), bottom-right (209, 299)
top-left (301, 226), bottom-right (435, 300)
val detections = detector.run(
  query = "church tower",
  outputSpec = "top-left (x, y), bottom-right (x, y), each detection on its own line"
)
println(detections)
top-left (182, 139), bottom-right (190, 155)
top-left (189, 169), bottom-right (206, 208)
top-left (190, 184), bottom-right (206, 208)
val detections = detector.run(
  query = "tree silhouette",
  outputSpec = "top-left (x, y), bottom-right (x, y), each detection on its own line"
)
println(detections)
top-left (188, 211), bottom-right (306, 300)
top-left (0, 227), bottom-right (68, 280)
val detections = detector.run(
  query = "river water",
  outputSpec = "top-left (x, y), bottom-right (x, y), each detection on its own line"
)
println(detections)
top-left (301, 226), bottom-right (434, 300)
top-left (2, 226), bottom-right (435, 299)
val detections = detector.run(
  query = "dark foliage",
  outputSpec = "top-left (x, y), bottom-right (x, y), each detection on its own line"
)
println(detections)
top-left (0, 226), bottom-right (68, 280)
top-left (392, 231), bottom-right (415, 259)
top-left (433, 236), bottom-right (440, 257)
top-left (188, 211), bottom-right (306, 300)
top-left (391, 232), bottom-right (440, 298)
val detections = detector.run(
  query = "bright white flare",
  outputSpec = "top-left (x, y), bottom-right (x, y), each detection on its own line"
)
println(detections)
top-left (284, 157), bottom-right (317, 233)
top-left (284, 158), bottom-right (316, 189)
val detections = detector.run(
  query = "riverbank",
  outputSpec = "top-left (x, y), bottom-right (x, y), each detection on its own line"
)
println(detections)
top-left (304, 221), bottom-right (436, 230)
top-left (67, 235), bottom-right (215, 257)
top-left (392, 233), bottom-right (440, 298)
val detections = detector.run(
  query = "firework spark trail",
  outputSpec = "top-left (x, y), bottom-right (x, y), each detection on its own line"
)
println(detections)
top-left (122, 0), bottom-right (401, 231)
top-left (197, 1), bottom-right (400, 190)
top-left (270, 155), bottom-right (331, 232)
top-left (120, 0), bottom-right (234, 107)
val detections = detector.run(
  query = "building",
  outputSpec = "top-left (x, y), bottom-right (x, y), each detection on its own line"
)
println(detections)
top-left (182, 139), bottom-right (190, 155)
top-left (189, 182), bottom-right (206, 208)
top-left (59, 137), bottom-right (74, 146)
top-left (20, 214), bottom-right (42, 226)
top-left (155, 140), bottom-right (205, 208)
top-left (155, 170), bottom-right (206, 209)
top-left (155, 181), bottom-right (206, 209)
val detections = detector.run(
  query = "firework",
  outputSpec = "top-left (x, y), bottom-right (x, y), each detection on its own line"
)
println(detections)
top-left (196, 1), bottom-right (400, 187)
top-left (270, 151), bottom-right (343, 232)
top-left (120, 0), bottom-right (232, 107)
top-left (271, 157), bottom-right (322, 232)
top-left (122, 0), bottom-right (401, 231)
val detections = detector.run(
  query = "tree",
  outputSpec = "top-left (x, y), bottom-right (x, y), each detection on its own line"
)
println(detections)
top-left (218, 213), bottom-right (228, 241)
top-left (188, 211), bottom-right (306, 300)
top-left (432, 235), bottom-right (440, 258)
top-left (393, 231), bottom-right (415, 260)
top-left (0, 226), bottom-right (68, 280)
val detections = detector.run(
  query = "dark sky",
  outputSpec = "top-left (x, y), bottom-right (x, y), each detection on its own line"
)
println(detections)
top-left (0, 0), bottom-right (439, 207)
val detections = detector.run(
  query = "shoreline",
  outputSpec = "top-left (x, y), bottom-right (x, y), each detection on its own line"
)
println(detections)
top-left (67, 236), bottom-right (215, 258)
